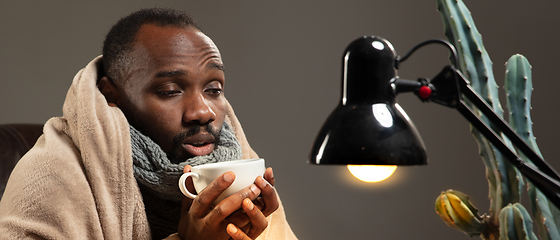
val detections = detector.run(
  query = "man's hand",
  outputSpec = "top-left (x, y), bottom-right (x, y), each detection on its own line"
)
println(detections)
top-left (177, 166), bottom-right (279, 240)
top-left (226, 167), bottom-right (279, 239)
top-left (252, 167), bottom-right (279, 217)
top-left (225, 198), bottom-right (267, 239)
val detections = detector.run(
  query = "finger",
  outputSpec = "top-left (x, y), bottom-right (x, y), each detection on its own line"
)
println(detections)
top-left (190, 171), bottom-right (235, 217)
top-left (180, 165), bottom-right (195, 213)
top-left (263, 167), bottom-right (275, 186)
top-left (183, 165), bottom-right (192, 173)
top-left (180, 165), bottom-right (196, 198)
top-left (227, 223), bottom-right (251, 240)
top-left (253, 197), bottom-right (265, 212)
top-left (254, 175), bottom-right (279, 217)
top-left (242, 198), bottom-right (268, 239)
top-left (225, 209), bottom-right (250, 229)
top-left (208, 183), bottom-right (261, 224)
top-left (181, 192), bottom-right (194, 215)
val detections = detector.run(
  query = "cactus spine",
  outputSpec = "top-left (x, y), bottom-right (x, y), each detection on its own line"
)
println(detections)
top-left (434, 1), bottom-right (558, 239)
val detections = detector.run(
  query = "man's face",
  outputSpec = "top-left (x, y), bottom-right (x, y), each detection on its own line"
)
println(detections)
top-left (115, 24), bottom-right (227, 162)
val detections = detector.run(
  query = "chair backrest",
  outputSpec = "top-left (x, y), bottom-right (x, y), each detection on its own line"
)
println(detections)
top-left (0, 124), bottom-right (44, 199)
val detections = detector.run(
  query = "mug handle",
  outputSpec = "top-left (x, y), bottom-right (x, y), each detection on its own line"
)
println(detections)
top-left (179, 172), bottom-right (199, 199)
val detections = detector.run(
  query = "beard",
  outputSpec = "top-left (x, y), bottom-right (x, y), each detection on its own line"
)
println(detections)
top-left (168, 123), bottom-right (222, 163)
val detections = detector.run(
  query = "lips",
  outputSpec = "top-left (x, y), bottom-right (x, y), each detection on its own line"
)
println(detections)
top-left (182, 133), bottom-right (216, 156)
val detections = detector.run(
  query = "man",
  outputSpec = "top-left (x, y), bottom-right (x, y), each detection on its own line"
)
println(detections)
top-left (0, 8), bottom-right (297, 240)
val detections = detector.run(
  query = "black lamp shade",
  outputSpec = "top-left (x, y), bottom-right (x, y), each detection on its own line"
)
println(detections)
top-left (309, 36), bottom-right (427, 165)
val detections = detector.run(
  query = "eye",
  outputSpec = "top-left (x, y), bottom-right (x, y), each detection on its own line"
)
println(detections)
top-left (158, 90), bottom-right (182, 96)
top-left (205, 81), bottom-right (223, 97)
top-left (156, 83), bottom-right (182, 97)
top-left (206, 88), bottom-right (222, 96)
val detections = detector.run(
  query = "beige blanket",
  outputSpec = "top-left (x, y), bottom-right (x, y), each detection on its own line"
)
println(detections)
top-left (0, 56), bottom-right (297, 239)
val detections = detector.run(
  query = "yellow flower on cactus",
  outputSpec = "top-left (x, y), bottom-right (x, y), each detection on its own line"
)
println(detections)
top-left (435, 189), bottom-right (484, 237)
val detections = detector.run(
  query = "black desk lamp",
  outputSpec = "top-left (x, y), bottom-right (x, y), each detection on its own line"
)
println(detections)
top-left (309, 36), bottom-right (560, 208)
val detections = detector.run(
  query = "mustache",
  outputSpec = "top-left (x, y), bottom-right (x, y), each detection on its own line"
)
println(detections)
top-left (171, 124), bottom-right (221, 146)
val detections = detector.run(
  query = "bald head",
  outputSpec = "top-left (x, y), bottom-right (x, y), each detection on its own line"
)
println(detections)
top-left (102, 8), bottom-right (200, 85)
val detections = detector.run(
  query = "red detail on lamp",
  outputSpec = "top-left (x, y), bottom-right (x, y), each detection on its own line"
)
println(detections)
top-left (418, 86), bottom-right (432, 99)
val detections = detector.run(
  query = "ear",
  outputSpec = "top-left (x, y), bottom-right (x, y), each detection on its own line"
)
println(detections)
top-left (98, 76), bottom-right (120, 107)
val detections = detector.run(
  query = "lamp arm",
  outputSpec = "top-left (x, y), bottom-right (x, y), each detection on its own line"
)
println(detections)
top-left (428, 66), bottom-right (560, 208)
top-left (456, 97), bottom-right (560, 209)
top-left (449, 67), bottom-right (560, 180)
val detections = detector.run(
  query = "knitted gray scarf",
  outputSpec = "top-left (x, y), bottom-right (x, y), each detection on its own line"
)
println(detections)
top-left (130, 122), bottom-right (242, 239)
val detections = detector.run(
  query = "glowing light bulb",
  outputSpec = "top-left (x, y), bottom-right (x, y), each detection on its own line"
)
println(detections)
top-left (347, 165), bottom-right (397, 183)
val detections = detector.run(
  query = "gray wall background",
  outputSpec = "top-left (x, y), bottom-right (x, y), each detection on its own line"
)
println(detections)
top-left (2, 1), bottom-right (559, 239)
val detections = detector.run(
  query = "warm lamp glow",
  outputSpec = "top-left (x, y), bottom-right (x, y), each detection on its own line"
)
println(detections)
top-left (347, 165), bottom-right (397, 183)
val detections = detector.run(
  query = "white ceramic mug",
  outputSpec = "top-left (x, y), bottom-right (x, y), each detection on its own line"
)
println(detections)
top-left (178, 158), bottom-right (265, 204)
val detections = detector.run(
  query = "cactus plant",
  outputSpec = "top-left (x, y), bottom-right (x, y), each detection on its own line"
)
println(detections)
top-left (499, 203), bottom-right (539, 240)
top-left (436, 0), bottom-right (523, 221)
top-left (434, 0), bottom-right (559, 239)
top-left (505, 55), bottom-right (560, 240)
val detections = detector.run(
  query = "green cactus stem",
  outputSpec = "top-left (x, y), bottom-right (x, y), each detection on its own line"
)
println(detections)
top-left (505, 54), bottom-right (560, 240)
top-left (436, 0), bottom-right (524, 221)
top-left (498, 203), bottom-right (538, 240)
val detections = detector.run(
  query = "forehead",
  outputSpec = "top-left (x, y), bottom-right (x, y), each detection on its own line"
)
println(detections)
top-left (132, 24), bottom-right (223, 69)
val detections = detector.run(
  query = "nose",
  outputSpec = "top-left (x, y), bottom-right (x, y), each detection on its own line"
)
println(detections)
top-left (182, 93), bottom-right (216, 125)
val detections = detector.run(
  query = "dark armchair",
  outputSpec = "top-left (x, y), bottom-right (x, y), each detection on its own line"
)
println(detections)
top-left (0, 124), bottom-right (44, 199)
